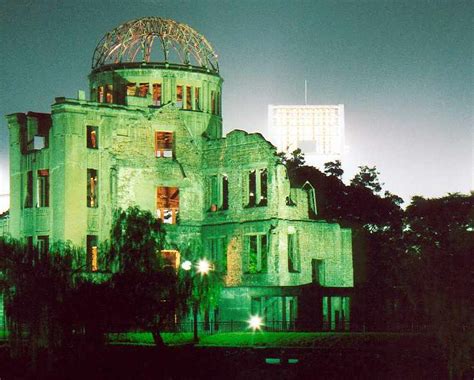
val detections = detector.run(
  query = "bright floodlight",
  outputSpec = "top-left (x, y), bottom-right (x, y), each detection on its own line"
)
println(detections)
top-left (197, 259), bottom-right (211, 275)
top-left (248, 315), bottom-right (263, 331)
top-left (181, 260), bottom-right (192, 271)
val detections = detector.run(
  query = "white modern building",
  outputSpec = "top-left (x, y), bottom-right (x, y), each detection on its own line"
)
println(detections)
top-left (268, 104), bottom-right (345, 169)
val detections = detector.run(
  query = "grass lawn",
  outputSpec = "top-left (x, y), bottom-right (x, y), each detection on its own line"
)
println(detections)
top-left (108, 331), bottom-right (194, 346)
top-left (107, 331), bottom-right (434, 350)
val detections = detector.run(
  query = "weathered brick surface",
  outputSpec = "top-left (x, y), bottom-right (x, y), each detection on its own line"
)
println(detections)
top-left (5, 64), bottom-right (353, 324)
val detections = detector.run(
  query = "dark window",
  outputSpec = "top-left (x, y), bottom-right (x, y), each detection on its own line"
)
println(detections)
top-left (176, 86), bottom-right (183, 108)
top-left (312, 259), bottom-right (324, 285)
top-left (186, 86), bottom-right (192, 109)
top-left (259, 169), bottom-right (268, 206)
top-left (138, 83), bottom-right (149, 97)
top-left (155, 131), bottom-right (174, 158)
top-left (210, 175), bottom-right (219, 210)
top-left (194, 87), bottom-right (200, 110)
top-left (153, 84), bottom-right (162, 106)
top-left (87, 169), bottom-right (98, 208)
top-left (209, 175), bottom-right (229, 211)
top-left (248, 170), bottom-right (256, 207)
top-left (211, 91), bottom-right (216, 114)
top-left (156, 187), bottom-right (179, 224)
top-left (87, 126), bottom-right (98, 149)
top-left (251, 297), bottom-right (262, 315)
top-left (105, 84), bottom-right (113, 103)
top-left (209, 237), bottom-right (227, 273)
top-left (247, 169), bottom-right (268, 208)
top-left (87, 235), bottom-right (98, 272)
top-left (97, 86), bottom-right (104, 103)
top-left (37, 235), bottom-right (49, 255)
top-left (247, 234), bottom-right (268, 274)
top-left (37, 169), bottom-right (49, 207)
top-left (288, 233), bottom-right (299, 273)
top-left (25, 171), bottom-right (33, 208)
top-left (222, 175), bottom-right (229, 210)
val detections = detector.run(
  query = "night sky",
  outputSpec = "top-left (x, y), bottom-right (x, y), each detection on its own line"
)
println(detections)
top-left (0, 0), bottom-right (472, 212)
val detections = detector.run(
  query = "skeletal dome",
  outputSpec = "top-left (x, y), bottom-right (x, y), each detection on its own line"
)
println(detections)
top-left (92, 17), bottom-right (219, 72)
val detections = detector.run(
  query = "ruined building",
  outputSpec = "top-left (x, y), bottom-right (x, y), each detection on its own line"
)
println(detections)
top-left (6, 17), bottom-right (353, 330)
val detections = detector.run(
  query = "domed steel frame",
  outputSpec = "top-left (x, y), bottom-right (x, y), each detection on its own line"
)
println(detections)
top-left (92, 17), bottom-right (219, 72)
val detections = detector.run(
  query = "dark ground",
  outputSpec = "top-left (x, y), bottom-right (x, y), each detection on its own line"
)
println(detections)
top-left (0, 343), bottom-right (448, 380)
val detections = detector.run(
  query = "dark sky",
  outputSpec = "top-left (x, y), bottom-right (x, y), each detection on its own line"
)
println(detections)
top-left (0, 0), bottom-right (472, 211)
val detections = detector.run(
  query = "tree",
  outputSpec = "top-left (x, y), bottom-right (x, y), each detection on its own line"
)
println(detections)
top-left (106, 206), bottom-right (185, 348)
top-left (0, 239), bottom-right (80, 374)
top-left (351, 165), bottom-right (383, 194)
top-left (284, 159), bottom-right (405, 329)
top-left (403, 194), bottom-right (474, 379)
top-left (278, 149), bottom-right (306, 174)
top-left (324, 160), bottom-right (344, 179)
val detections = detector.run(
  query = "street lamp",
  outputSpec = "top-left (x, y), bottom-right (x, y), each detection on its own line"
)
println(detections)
top-left (181, 260), bottom-right (192, 271)
top-left (197, 259), bottom-right (211, 275)
top-left (181, 258), bottom-right (213, 343)
top-left (248, 315), bottom-right (263, 331)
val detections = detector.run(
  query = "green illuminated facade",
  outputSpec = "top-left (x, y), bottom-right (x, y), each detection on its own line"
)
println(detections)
top-left (5, 17), bottom-right (353, 330)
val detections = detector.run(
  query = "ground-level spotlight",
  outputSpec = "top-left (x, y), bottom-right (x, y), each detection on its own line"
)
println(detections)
top-left (181, 260), bottom-right (192, 271)
top-left (197, 259), bottom-right (211, 275)
top-left (248, 315), bottom-right (263, 331)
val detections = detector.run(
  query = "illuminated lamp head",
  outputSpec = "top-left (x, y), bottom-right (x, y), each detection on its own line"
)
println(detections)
top-left (181, 260), bottom-right (192, 271)
top-left (197, 259), bottom-right (211, 275)
top-left (248, 315), bottom-right (263, 331)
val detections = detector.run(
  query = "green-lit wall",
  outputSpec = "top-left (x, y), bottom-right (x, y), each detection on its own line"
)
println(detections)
top-left (6, 64), bottom-right (353, 327)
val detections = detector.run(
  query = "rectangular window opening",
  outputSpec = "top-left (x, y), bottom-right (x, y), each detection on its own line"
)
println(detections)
top-left (138, 83), bottom-right (149, 97)
top-left (155, 131), bottom-right (174, 158)
top-left (194, 87), bottom-right (200, 110)
top-left (208, 237), bottom-right (227, 273)
top-left (97, 86), bottom-right (104, 103)
top-left (210, 175), bottom-right (219, 211)
top-left (176, 85), bottom-right (183, 108)
top-left (312, 259), bottom-right (324, 285)
top-left (25, 171), bottom-right (33, 208)
top-left (153, 83), bottom-right (162, 106)
top-left (126, 83), bottom-right (137, 96)
top-left (87, 125), bottom-right (98, 149)
top-left (259, 169), bottom-right (268, 206)
top-left (222, 175), bottom-right (229, 210)
top-left (288, 233), bottom-right (300, 273)
top-left (248, 170), bottom-right (256, 207)
top-left (105, 84), bottom-right (113, 103)
top-left (186, 86), bottom-right (192, 110)
top-left (156, 187), bottom-right (179, 224)
top-left (37, 169), bottom-right (49, 207)
top-left (246, 234), bottom-right (268, 274)
top-left (211, 91), bottom-right (216, 114)
top-left (87, 169), bottom-right (98, 208)
top-left (161, 250), bottom-right (180, 270)
top-left (87, 235), bottom-right (98, 272)
top-left (37, 235), bottom-right (49, 256)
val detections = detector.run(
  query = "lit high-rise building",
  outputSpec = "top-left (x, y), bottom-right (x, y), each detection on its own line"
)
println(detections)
top-left (268, 104), bottom-right (345, 169)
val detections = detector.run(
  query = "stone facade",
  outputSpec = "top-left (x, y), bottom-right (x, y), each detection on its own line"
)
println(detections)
top-left (5, 18), bottom-right (353, 330)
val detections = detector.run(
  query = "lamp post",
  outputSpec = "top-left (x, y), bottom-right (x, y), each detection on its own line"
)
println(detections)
top-left (181, 258), bottom-right (212, 343)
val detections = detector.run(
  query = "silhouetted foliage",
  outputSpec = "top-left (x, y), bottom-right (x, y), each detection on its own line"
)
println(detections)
top-left (324, 160), bottom-right (344, 179)
top-left (403, 194), bottom-right (474, 379)
top-left (351, 165), bottom-right (383, 194)
top-left (106, 206), bottom-right (186, 347)
top-left (0, 239), bottom-right (80, 373)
